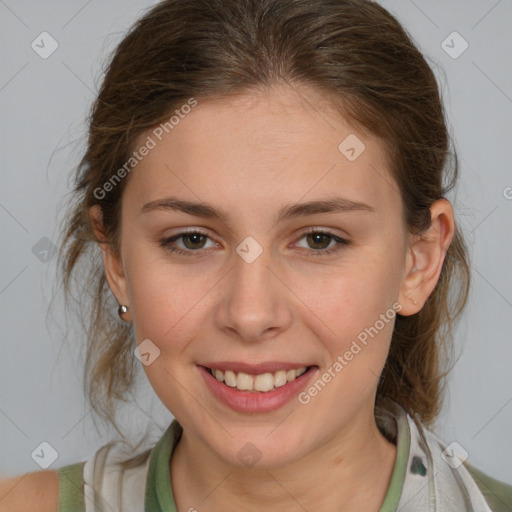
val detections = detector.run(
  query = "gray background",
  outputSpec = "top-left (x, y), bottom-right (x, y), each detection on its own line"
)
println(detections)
top-left (1, 0), bottom-right (511, 484)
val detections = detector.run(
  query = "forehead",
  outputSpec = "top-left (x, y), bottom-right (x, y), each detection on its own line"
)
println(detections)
top-left (124, 85), bottom-right (399, 219)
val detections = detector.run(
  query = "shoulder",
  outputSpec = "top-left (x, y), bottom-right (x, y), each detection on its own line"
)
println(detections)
top-left (393, 404), bottom-right (512, 512)
top-left (57, 461), bottom-right (87, 511)
top-left (464, 462), bottom-right (512, 512)
top-left (80, 438), bottom-right (152, 512)
top-left (0, 470), bottom-right (59, 512)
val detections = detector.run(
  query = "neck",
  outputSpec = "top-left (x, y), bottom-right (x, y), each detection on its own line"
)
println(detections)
top-left (170, 411), bottom-right (396, 512)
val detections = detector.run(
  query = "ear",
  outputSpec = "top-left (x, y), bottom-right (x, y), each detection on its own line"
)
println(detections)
top-left (397, 198), bottom-right (455, 316)
top-left (89, 205), bottom-right (131, 321)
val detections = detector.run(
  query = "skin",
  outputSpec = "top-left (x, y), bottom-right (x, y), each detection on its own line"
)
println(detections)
top-left (90, 83), bottom-right (455, 511)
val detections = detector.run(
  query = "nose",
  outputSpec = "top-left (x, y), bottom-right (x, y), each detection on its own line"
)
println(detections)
top-left (214, 247), bottom-right (293, 343)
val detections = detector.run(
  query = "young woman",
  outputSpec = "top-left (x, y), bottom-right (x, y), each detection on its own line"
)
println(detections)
top-left (1, 0), bottom-right (510, 510)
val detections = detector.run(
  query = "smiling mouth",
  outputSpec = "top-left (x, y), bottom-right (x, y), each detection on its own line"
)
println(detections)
top-left (204, 366), bottom-right (314, 393)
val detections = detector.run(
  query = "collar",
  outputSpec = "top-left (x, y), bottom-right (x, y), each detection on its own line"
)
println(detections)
top-left (144, 400), bottom-right (491, 511)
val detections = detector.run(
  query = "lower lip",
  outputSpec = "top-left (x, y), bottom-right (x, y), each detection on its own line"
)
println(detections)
top-left (197, 365), bottom-right (318, 413)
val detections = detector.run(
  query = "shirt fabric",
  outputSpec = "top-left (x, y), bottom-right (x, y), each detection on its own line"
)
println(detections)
top-left (57, 400), bottom-right (512, 511)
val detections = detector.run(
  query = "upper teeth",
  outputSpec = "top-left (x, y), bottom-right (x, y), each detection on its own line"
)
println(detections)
top-left (211, 367), bottom-right (308, 392)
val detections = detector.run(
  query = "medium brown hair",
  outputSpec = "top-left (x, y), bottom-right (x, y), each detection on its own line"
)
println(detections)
top-left (57, 0), bottom-right (470, 440)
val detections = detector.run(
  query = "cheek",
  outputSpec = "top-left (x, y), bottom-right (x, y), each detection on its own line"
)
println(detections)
top-left (305, 275), bottom-right (397, 410)
top-left (123, 247), bottom-right (200, 347)
top-left (299, 255), bottom-right (399, 383)
top-left (308, 261), bottom-right (398, 334)
top-left (124, 258), bottom-right (203, 414)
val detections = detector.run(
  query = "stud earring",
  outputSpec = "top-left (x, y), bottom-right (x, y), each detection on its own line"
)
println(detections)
top-left (118, 304), bottom-right (129, 320)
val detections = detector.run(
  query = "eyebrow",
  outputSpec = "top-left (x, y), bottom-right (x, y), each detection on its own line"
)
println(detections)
top-left (140, 195), bottom-right (375, 223)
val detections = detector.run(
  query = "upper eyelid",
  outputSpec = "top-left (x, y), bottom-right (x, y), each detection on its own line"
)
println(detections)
top-left (166, 226), bottom-right (345, 238)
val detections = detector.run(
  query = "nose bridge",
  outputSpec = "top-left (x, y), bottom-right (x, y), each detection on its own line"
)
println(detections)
top-left (215, 243), bottom-right (291, 341)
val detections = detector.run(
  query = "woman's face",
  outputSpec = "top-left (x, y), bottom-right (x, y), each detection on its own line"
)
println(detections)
top-left (107, 84), bottom-right (417, 468)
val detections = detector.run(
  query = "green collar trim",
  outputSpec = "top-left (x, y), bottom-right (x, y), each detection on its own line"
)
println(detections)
top-left (145, 419), bottom-right (182, 512)
top-left (376, 403), bottom-right (410, 511)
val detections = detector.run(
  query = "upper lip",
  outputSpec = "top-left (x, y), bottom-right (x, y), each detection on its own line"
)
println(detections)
top-left (199, 361), bottom-right (314, 374)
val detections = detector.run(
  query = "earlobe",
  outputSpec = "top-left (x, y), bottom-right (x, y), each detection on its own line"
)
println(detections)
top-left (397, 199), bottom-right (455, 316)
top-left (89, 205), bottom-right (131, 321)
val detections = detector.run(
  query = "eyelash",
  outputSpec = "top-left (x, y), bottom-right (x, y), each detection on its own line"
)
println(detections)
top-left (159, 228), bottom-right (349, 258)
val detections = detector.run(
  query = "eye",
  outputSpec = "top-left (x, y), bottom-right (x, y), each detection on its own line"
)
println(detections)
top-left (294, 228), bottom-right (350, 255)
top-left (159, 229), bottom-right (218, 256)
top-left (159, 228), bottom-right (350, 258)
